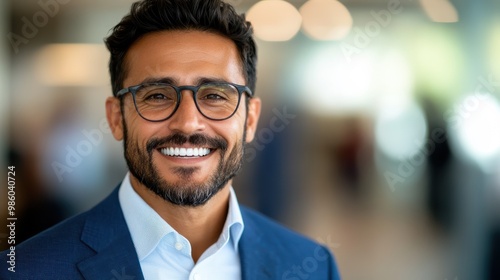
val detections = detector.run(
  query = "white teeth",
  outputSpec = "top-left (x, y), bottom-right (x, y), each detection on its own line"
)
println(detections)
top-left (160, 147), bottom-right (211, 157)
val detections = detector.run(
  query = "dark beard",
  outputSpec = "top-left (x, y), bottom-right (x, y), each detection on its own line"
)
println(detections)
top-left (122, 121), bottom-right (246, 207)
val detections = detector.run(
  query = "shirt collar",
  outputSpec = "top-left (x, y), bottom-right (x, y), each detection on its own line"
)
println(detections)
top-left (118, 173), bottom-right (244, 260)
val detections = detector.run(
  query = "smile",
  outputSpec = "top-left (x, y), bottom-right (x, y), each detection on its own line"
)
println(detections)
top-left (160, 147), bottom-right (212, 157)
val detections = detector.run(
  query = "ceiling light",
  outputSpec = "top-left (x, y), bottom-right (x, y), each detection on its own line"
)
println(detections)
top-left (419, 0), bottom-right (459, 23)
top-left (246, 0), bottom-right (302, 41)
top-left (300, 0), bottom-right (353, 40)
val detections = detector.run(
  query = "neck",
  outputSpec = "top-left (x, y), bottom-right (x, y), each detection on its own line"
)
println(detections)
top-left (130, 175), bottom-right (230, 263)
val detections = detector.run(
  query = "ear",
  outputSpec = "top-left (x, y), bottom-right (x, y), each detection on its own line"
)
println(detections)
top-left (245, 97), bottom-right (261, 143)
top-left (105, 97), bottom-right (124, 141)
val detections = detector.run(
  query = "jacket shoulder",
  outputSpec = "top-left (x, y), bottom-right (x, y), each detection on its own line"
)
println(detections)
top-left (1, 210), bottom-right (92, 279)
top-left (0, 188), bottom-right (120, 279)
top-left (241, 206), bottom-right (320, 248)
top-left (240, 206), bottom-right (341, 279)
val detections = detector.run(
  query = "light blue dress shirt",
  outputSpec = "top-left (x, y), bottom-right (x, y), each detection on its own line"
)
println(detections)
top-left (118, 173), bottom-right (244, 280)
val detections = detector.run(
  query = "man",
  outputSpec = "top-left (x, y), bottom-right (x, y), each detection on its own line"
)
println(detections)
top-left (2, 0), bottom-right (341, 279)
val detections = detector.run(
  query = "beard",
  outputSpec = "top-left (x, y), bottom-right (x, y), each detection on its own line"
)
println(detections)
top-left (122, 121), bottom-right (246, 207)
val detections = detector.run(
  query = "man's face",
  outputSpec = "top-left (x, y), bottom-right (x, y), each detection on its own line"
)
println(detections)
top-left (106, 30), bottom-right (261, 206)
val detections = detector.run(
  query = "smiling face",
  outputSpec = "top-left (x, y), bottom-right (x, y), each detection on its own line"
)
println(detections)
top-left (106, 30), bottom-right (261, 206)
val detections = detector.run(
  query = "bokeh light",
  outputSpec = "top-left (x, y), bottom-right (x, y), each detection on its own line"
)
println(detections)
top-left (34, 44), bottom-right (109, 86)
top-left (419, 0), bottom-right (459, 23)
top-left (300, 0), bottom-right (353, 40)
top-left (448, 94), bottom-right (500, 172)
top-left (375, 102), bottom-right (428, 161)
top-left (246, 0), bottom-right (302, 41)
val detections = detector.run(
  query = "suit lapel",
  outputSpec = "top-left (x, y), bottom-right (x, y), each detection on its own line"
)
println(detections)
top-left (76, 188), bottom-right (144, 280)
top-left (74, 190), bottom-right (281, 279)
top-left (239, 207), bottom-right (279, 280)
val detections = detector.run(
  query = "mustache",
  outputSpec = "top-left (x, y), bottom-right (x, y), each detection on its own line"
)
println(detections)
top-left (146, 133), bottom-right (228, 154)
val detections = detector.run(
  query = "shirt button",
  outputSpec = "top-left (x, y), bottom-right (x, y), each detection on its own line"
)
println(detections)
top-left (193, 273), bottom-right (201, 280)
top-left (174, 242), bottom-right (183, 251)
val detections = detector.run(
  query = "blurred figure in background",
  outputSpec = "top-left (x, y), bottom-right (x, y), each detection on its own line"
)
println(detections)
top-left (39, 94), bottom-right (107, 213)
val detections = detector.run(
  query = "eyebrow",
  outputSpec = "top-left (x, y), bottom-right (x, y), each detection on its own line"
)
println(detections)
top-left (139, 76), bottom-right (231, 86)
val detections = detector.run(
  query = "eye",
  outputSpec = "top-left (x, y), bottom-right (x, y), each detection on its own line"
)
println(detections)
top-left (202, 93), bottom-right (227, 100)
top-left (198, 89), bottom-right (231, 102)
top-left (145, 93), bottom-right (168, 100)
top-left (139, 87), bottom-right (176, 104)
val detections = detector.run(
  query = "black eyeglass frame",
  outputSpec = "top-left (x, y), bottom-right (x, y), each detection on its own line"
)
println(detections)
top-left (116, 82), bottom-right (253, 122)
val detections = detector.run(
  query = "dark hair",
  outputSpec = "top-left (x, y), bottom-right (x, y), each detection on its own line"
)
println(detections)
top-left (104, 0), bottom-right (257, 96)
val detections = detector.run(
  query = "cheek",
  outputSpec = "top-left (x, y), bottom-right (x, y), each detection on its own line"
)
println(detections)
top-left (220, 118), bottom-right (246, 147)
top-left (124, 112), bottom-right (154, 147)
top-left (230, 105), bottom-right (248, 135)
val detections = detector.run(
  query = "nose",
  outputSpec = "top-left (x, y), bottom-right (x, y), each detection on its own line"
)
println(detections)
top-left (167, 90), bottom-right (206, 134)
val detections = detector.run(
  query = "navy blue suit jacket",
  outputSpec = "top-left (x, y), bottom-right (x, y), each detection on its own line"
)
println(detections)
top-left (1, 187), bottom-right (340, 279)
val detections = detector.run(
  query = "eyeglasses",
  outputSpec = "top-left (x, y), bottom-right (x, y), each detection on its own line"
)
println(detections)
top-left (116, 82), bottom-right (253, 122)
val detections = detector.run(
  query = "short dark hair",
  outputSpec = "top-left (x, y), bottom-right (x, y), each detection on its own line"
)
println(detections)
top-left (104, 0), bottom-right (257, 96)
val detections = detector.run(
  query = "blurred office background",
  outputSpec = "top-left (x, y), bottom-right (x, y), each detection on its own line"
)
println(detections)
top-left (1, 0), bottom-right (500, 279)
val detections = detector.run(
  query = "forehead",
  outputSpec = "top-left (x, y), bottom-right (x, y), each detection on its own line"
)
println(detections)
top-left (123, 30), bottom-right (245, 86)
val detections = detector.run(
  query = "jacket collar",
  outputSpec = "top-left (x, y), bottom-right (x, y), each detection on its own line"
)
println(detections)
top-left (76, 187), bottom-right (144, 280)
top-left (74, 187), bottom-right (278, 280)
top-left (239, 207), bottom-right (279, 280)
